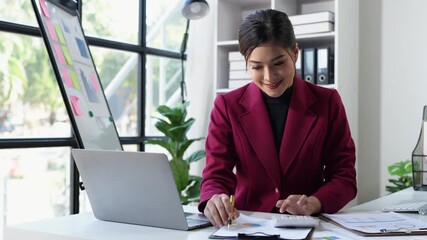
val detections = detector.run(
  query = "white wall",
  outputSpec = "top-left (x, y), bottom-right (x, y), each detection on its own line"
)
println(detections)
top-left (358, 0), bottom-right (427, 203)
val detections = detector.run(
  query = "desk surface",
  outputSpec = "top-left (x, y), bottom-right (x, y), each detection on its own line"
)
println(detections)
top-left (4, 188), bottom-right (427, 240)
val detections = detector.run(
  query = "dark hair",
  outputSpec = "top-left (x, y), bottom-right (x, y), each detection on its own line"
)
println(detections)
top-left (238, 9), bottom-right (296, 61)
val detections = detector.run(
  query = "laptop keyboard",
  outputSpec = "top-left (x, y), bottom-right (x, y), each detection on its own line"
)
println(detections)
top-left (187, 219), bottom-right (209, 226)
top-left (185, 212), bottom-right (211, 228)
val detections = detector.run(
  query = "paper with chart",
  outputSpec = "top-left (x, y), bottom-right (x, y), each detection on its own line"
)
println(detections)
top-left (320, 221), bottom-right (427, 240)
top-left (322, 212), bottom-right (427, 234)
top-left (211, 213), bottom-right (312, 239)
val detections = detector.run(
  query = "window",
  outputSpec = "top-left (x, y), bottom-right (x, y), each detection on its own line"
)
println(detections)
top-left (0, 0), bottom-right (187, 232)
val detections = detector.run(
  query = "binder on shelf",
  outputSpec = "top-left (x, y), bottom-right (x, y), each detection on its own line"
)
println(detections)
top-left (228, 51), bottom-right (245, 62)
top-left (229, 70), bottom-right (250, 80)
top-left (303, 48), bottom-right (316, 84)
top-left (293, 22), bottom-right (334, 35)
top-left (289, 11), bottom-right (335, 25)
top-left (228, 79), bottom-right (251, 89)
top-left (229, 60), bottom-right (247, 71)
top-left (316, 47), bottom-right (334, 85)
top-left (295, 49), bottom-right (303, 78)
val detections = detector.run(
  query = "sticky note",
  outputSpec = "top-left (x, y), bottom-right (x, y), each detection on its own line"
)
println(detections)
top-left (61, 67), bottom-right (73, 88)
top-left (61, 46), bottom-right (73, 65)
top-left (61, 20), bottom-right (70, 33)
top-left (55, 24), bottom-right (66, 44)
top-left (53, 44), bottom-right (66, 65)
top-left (69, 70), bottom-right (80, 90)
top-left (69, 95), bottom-right (83, 116)
top-left (75, 37), bottom-right (89, 58)
top-left (46, 21), bottom-right (57, 41)
top-left (39, 0), bottom-right (50, 18)
top-left (90, 73), bottom-right (100, 92)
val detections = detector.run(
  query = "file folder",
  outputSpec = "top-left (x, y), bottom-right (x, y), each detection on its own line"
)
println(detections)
top-left (316, 47), bottom-right (334, 85)
top-left (303, 48), bottom-right (316, 84)
top-left (295, 49), bottom-right (302, 78)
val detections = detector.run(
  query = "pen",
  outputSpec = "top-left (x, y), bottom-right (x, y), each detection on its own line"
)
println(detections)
top-left (228, 195), bottom-right (235, 228)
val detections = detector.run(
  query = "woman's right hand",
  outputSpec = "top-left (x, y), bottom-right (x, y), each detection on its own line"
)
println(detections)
top-left (203, 193), bottom-right (240, 228)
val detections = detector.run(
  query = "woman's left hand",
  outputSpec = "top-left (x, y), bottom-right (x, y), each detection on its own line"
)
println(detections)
top-left (275, 195), bottom-right (322, 215)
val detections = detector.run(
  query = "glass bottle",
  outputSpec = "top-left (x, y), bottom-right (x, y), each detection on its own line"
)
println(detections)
top-left (412, 105), bottom-right (427, 191)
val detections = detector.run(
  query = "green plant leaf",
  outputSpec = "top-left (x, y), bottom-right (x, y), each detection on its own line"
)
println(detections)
top-left (154, 119), bottom-right (173, 137)
top-left (388, 164), bottom-right (403, 176)
top-left (386, 159), bottom-right (413, 194)
top-left (148, 101), bottom-right (204, 204)
top-left (169, 159), bottom-right (189, 193)
top-left (144, 139), bottom-right (172, 154)
top-left (168, 124), bottom-right (189, 142)
top-left (403, 160), bottom-right (413, 174)
top-left (157, 105), bottom-right (173, 116)
top-left (185, 150), bottom-right (206, 164)
top-left (184, 175), bottom-right (202, 202)
top-left (177, 137), bottom-right (204, 157)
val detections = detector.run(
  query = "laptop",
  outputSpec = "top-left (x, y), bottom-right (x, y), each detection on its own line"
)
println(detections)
top-left (71, 149), bottom-right (211, 230)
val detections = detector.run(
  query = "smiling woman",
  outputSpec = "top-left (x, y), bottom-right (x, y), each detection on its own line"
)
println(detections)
top-left (247, 44), bottom-right (297, 98)
top-left (199, 8), bottom-right (357, 228)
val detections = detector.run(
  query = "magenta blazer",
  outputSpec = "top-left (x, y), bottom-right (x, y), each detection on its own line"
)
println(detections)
top-left (198, 77), bottom-right (357, 214)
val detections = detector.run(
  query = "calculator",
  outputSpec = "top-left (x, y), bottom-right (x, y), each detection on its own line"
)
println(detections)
top-left (271, 215), bottom-right (319, 228)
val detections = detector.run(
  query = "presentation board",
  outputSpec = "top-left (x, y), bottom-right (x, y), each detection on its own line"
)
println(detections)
top-left (32, 0), bottom-right (122, 150)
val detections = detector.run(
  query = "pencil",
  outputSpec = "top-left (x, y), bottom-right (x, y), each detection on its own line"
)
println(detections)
top-left (227, 195), bottom-right (235, 228)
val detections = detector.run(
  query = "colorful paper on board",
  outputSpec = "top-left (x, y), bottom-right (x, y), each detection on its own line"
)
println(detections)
top-left (55, 24), bottom-right (66, 44)
top-left (69, 70), bottom-right (80, 90)
top-left (46, 21), bottom-right (58, 41)
top-left (39, 0), bottom-right (50, 18)
top-left (61, 46), bottom-right (73, 65)
top-left (90, 73), bottom-right (100, 92)
top-left (70, 95), bottom-right (83, 116)
top-left (75, 37), bottom-right (90, 58)
top-left (61, 67), bottom-right (73, 88)
top-left (61, 20), bottom-right (70, 33)
top-left (53, 44), bottom-right (66, 65)
top-left (80, 70), bottom-right (98, 103)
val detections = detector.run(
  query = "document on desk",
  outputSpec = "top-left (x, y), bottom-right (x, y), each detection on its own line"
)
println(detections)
top-left (209, 213), bottom-right (313, 239)
top-left (321, 212), bottom-right (427, 236)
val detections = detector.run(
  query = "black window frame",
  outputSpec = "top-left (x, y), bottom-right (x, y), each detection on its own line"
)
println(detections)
top-left (0, 0), bottom-right (184, 214)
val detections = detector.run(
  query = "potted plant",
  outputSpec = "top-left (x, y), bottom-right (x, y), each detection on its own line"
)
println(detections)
top-left (386, 159), bottom-right (413, 193)
top-left (145, 101), bottom-right (206, 204)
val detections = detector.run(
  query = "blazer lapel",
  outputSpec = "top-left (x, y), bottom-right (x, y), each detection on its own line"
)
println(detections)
top-left (238, 83), bottom-right (281, 188)
top-left (279, 79), bottom-right (318, 176)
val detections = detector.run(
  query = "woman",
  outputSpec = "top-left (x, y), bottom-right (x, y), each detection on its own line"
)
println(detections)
top-left (198, 9), bottom-right (357, 228)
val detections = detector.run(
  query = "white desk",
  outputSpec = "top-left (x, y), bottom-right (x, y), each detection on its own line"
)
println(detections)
top-left (4, 189), bottom-right (427, 240)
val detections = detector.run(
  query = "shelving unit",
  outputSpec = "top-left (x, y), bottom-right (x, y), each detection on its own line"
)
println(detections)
top-left (214, 0), bottom-right (339, 93)
top-left (213, 0), bottom-right (359, 158)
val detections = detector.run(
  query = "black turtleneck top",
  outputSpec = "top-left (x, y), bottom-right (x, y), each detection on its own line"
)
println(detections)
top-left (262, 86), bottom-right (293, 151)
